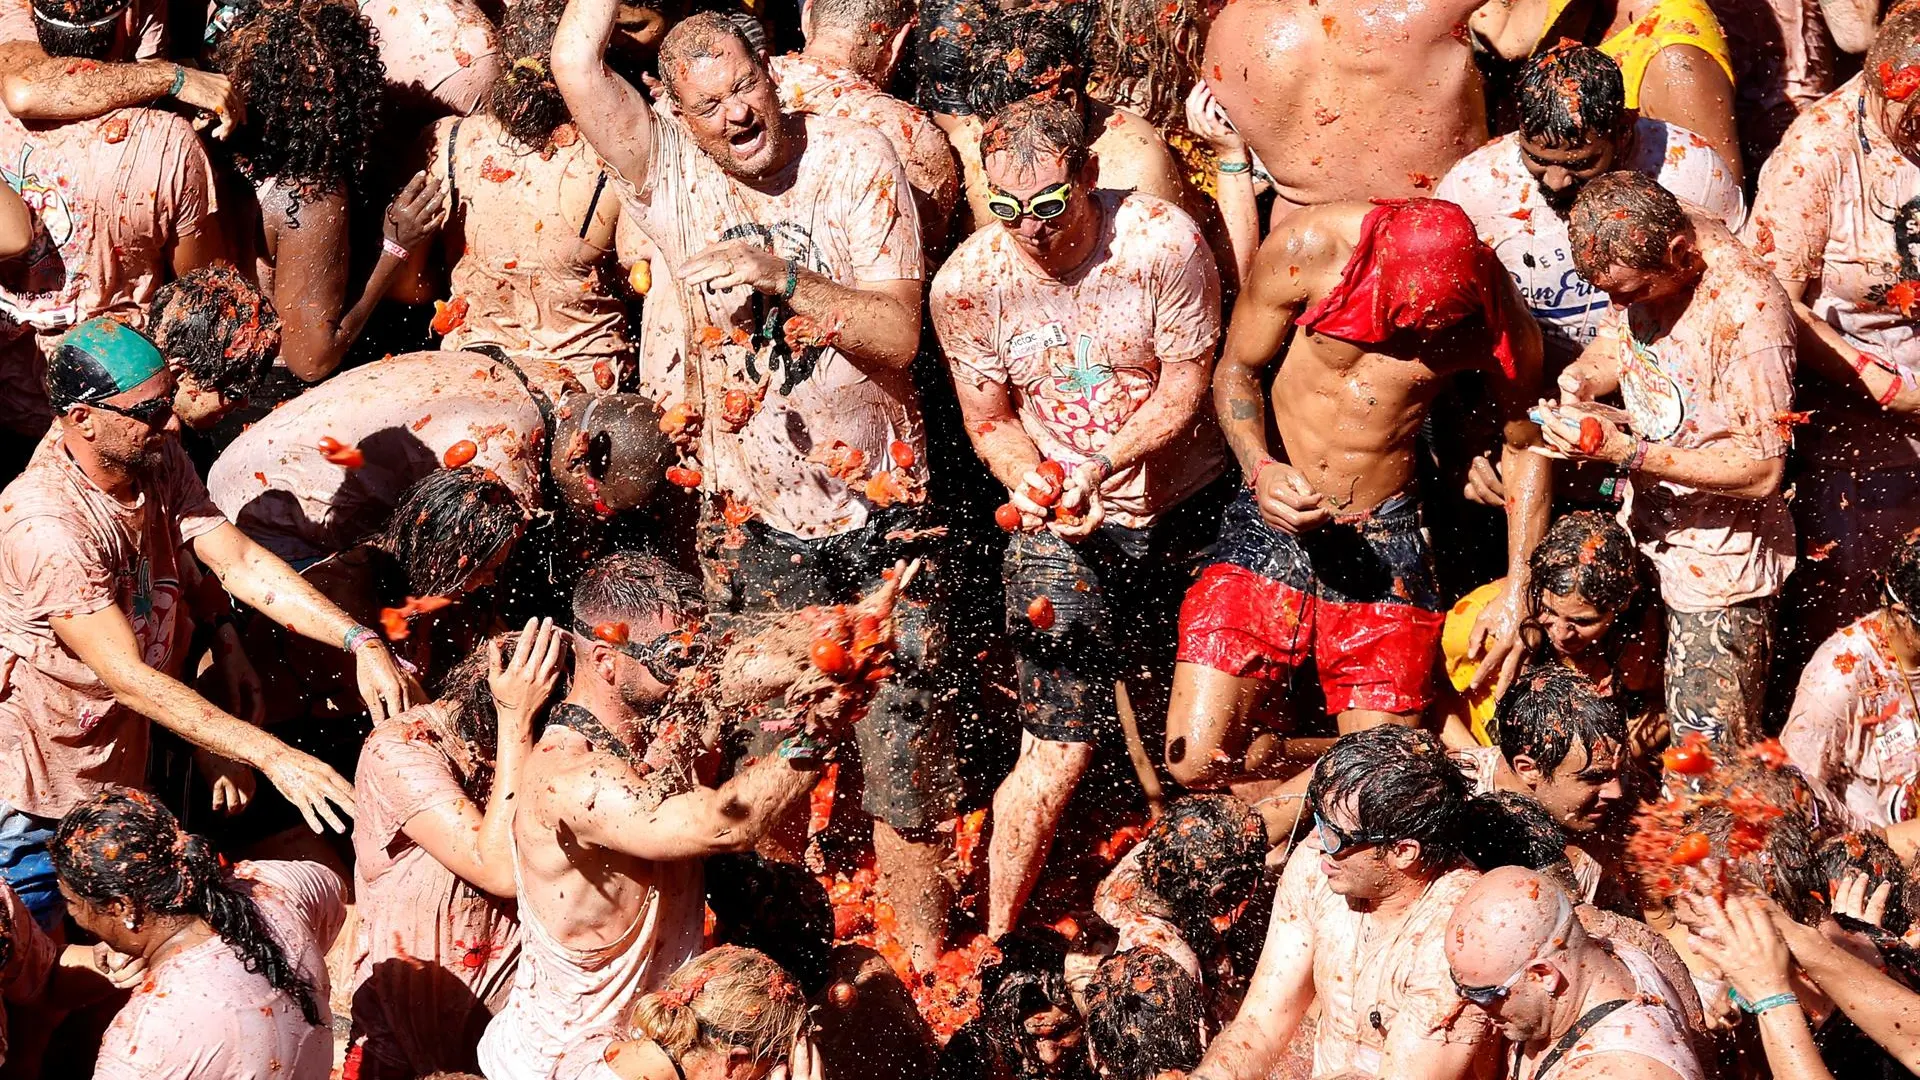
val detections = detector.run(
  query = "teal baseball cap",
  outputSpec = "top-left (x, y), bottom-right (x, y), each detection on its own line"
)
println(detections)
top-left (44, 317), bottom-right (168, 411)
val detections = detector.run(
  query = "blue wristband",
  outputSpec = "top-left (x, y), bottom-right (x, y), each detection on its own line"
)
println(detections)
top-left (168, 64), bottom-right (187, 98)
top-left (1729, 988), bottom-right (1798, 1015)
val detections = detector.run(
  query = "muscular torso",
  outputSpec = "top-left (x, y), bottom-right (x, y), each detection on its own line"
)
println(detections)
top-left (1205, 0), bottom-right (1487, 213)
top-left (514, 732), bottom-right (660, 950)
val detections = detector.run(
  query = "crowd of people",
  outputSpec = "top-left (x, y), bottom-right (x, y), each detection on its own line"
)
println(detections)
top-left (0, 0), bottom-right (1919, 1075)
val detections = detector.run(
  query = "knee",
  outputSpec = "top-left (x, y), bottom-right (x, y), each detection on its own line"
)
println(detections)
top-left (1164, 731), bottom-right (1229, 789)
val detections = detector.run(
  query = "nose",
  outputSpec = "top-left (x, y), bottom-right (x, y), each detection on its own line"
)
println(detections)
top-left (1017, 215), bottom-right (1047, 240)
top-left (1543, 166), bottom-right (1573, 191)
top-left (1598, 777), bottom-right (1624, 802)
top-left (725, 98), bottom-right (751, 126)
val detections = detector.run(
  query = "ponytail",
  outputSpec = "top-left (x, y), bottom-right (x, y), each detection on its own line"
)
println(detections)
top-left (52, 787), bottom-right (322, 1027)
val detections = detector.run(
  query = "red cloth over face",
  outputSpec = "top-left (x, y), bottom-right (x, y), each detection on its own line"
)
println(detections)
top-left (1297, 199), bottom-right (1517, 377)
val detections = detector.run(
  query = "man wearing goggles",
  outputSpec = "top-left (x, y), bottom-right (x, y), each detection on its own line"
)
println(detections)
top-left (1445, 867), bottom-right (1703, 1080)
top-left (1188, 726), bottom-right (1493, 1080)
top-left (931, 94), bottom-right (1227, 939)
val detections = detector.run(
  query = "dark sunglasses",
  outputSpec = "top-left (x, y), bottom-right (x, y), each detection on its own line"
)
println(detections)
top-left (1313, 811), bottom-right (1396, 857)
top-left (986, 180), bottom-right (1073, 222)
top-left (91, 395), bottom-right (173, 428)
top-left (1451, 965), bottom-right (1528, 1008)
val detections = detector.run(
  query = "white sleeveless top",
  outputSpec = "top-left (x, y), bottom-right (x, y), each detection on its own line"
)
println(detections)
top-left (475, 835), bottom-right (704, 1080)
top-left (1548, 944), bottom-right (1706, 1080)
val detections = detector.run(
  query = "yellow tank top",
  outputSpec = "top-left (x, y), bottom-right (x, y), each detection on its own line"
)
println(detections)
top-left (1441, 580), bottom-right (1506, 746)
top-left (1594, 0), bottom-right (1736, 109)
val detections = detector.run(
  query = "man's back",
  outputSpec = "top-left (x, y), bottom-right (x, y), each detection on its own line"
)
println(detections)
top-left (1204, 0), bottom-right (1486, 214)
top-left (477, 727), bottom-right (704, 1080)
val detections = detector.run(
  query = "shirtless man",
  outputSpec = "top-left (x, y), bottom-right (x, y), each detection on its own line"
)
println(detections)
top-left (476, 552), bottom-right (889, 1079)
top-left (1203, 0), bottom-right (1488, 217)
top-left (1445, 867), bottom-right (1704, 1080)
top-left (1541, 172), bottom-right (1796, 747)
top-left (772, 0), bottom-right (958, 256)
top-left (207, 350), bottom-right (667, 567)
top-left (1164, 198), bottom-right (1548, 818)
top-left (1189, 725), bottom-right (1495, 1080)
top-left (554, 1), bottom-right (955, 967)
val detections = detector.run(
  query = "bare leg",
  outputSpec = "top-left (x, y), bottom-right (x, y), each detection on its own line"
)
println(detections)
top-left (1163, 661), bottom-right (1275, 789)
top-left (874, 819), bottom-right (951, 972)
top-left (987, 733), bottom-right (1096, 937)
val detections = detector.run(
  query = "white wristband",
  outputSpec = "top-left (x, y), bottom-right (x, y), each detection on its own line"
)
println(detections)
top-left (381, 237), bottom-right (409, 261)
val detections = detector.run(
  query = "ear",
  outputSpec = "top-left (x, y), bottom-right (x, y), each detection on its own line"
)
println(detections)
top-left (1386, 837), bottom-right (1424, 873)
top-left (590, 641), bottom-right (620, 685)
top-left (799, 0), bottom-right (815, 41)
top-left (1667, 229), bottom-right (1694, 269)
top-left (724, 1046), bottom-right (755, 1078)
top-left (64, 404), bottom-right (97, 440)
top-left (886, 19), bottom-right (912, 72)
top-left (1511, 753), bottom-right (1543, 787)
top-left (1079, 150), bottom-right (1100, 188)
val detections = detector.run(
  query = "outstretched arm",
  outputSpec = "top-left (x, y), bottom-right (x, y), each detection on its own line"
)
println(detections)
top-left (553, 0), bottom-right (657, 191)
top-left (1190, 850), bottom-right (1317, 1080)
top-left (560, 748), bottom-right (823, 862)
top-left (0, 56), bottom-right (241, 133)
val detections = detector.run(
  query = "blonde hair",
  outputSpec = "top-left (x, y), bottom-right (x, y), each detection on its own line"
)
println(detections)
top-left (629, 947), bottom-right (808, 1064)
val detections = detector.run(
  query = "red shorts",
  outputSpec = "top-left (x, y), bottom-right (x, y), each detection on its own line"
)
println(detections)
top-left (1175, 562), bottom-right (1445, 715)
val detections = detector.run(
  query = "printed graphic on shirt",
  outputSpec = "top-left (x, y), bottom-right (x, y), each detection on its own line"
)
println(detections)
top-left (1864, 188), bottom-right (1920, 313)
top-left (0, 143), bottom-right (86, 329)
top-left (1621, 334), bottom-right (1687, 442)
top-left (717, 220), bottom-right (830, 396)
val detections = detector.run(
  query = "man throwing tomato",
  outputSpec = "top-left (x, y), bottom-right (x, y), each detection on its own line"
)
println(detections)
top-left (930, 97), bottom-right (1228, 937)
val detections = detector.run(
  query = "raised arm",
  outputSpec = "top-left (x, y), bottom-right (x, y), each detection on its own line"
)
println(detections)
top-left (553, 0), bottom-right (656, 190)
top-left (560, 745), bottom-right (824, 862)
top-left (1189, 851), bottom-right (1317, 1080)
top-left (1185, 82), bottom-right (1259, 291)
top-left (191, 521), bottom-right (417, 721)
top-left (50, 605), bottom-right (356, 832)
top-left (1770, 907), bottom-right (1920, 1072)
top-left (1467, 292), bottom-right (1549, 698)
top-left (396, 620), bottom-right (560, 898)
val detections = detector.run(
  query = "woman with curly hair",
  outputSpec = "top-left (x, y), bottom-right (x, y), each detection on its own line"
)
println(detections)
top-left (218, 0), bottom-right (447, 390)
top-left (1437, 510), bottom-right (1665, 759)
top-left (54, 787), bottom-right (345, 1079)
top-left (397, 0), bottom-right (632, 400)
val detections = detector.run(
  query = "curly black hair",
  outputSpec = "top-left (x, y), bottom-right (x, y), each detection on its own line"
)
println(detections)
top-left (217, 0), bottom-right (386, 193)
top-left (54, 787), bottom-right (322, 1026)
top-left (487, 0), bottom-right (572, 151)
top-left (148, 264), bottom-right (280, 399)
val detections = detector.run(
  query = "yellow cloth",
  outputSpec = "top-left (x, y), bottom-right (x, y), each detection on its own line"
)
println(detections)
top-left (1593, 0), bottom-right (1735, 109)
top-left (1441, 580), bottom-right (1507, 746)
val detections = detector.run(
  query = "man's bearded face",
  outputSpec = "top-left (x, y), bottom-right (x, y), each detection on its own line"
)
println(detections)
top-left (1519, 130), bottom-right (1620, 213)
top-left (669, 41), bottom-right (790, 181)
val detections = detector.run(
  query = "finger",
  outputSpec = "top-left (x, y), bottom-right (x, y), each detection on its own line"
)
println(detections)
top-left (514, 618), bottom-right (539, 668)
top-left (1870, 880), bottom-right (1894, 924)
top-left (316, 794), bottom-right (349, 835)
top-left (294, 791), bottom-right (324, 834)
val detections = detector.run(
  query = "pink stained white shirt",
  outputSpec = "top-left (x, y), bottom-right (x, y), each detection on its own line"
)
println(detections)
top-left (0, 105), bottom-right (216, 433)
top-left (1434, 120), bottom-right (1744, 356)
top-left (205, 350), bottom-right (545, 565)
top-left (1743, 74), bottom-right (1920, 470)
top-left (930, 191), bottom-right (1225, 529)
top-left (1596, 212), bottom-right (1798, 613)
top-left (350, 711), bottom-right (521, 1077)
top-left (357, 0), bottom-right (499, 117)
top-left (1781, 610), bottom-right (1920, 828)
top-left (92, 859), bottom-right (347, 1080)
top-left (619, 111), bottom-right (926, 540)
top-left (1269, 836), bottom-right (1493, 1078)
top-left (0, 433), bottom-right (226, 819)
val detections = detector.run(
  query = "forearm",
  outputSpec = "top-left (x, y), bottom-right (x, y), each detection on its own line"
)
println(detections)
top-left (1211, 165), bottom-right (1260, 292)
top-left (787, 271), bottom-right (919, 371)
top-left (1214, 357), bottom-right (1277, 473)
top-left (553, 0), bottom-right (652, 186)
top-left (0, 57), bottom-right (174, 120)
top-left (963, 412), bottom-right (1043, 490)
top-left (709, 751), bottom-right (823, 849)
top-left (1757, 1006), bottom-right (1837, 1080)
top-left (1193, 1010), bottom-right (1302, 1080)
top-left (1499, 432), bottom-right (1550, 582)
top-left (1820, 0), bottom-right (1877, 52)
top-left (472, 723), bottom-right (533, 895)
top-left (207, 539), bottom-right (358, 647)
top-left (1099, 369), bottom-right (1207, 472)
top-left (1783, 922), bottom-right (1920, 1070)
top-left (287, 253), bottom-right (407, 383)
top-left (1633, 443), bottom-right (1782, 498)
top-left (1792, 302), bottom-right (1920, 418)
top-left (106, 664), bottom-right (288, 770)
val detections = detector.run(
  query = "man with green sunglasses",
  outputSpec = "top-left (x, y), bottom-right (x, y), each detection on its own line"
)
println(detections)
top-left (931, 96), bottom-right (1228, 938)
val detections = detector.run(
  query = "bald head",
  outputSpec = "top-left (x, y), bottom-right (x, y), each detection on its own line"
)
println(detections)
top-left (1445, 867), bottom-right (1582, 988)
top-left (549, 392), bottom-right (670, 514)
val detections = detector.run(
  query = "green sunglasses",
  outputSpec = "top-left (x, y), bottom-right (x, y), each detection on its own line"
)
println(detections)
top-left (986, 180), bottom-right (1073, 222)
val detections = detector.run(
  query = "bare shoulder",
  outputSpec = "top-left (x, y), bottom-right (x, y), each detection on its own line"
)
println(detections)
top-left (1253, 202), bottom-right (1367, 290)
top-left (1557, 1052), bottom-right (1685, 1080)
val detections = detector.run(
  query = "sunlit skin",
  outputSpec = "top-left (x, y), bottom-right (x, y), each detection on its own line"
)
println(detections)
top-left (1519, 131), bottom-right (1625, 213)
top-left (669, 43), bottom-right (795, 182)
top-left (1538, 588), bottom-right (1617, 658)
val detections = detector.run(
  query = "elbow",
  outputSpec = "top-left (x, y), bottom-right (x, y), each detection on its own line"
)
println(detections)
top-left (1, 76), bottom-right (39, 118)
top-left (282, 345), bottom-right (339, 384)
top-left (1740, 457), bottom-right (1786, 499)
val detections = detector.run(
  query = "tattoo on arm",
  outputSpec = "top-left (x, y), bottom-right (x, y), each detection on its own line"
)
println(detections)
top-left (1229, 397), bottom-right (1258, 421)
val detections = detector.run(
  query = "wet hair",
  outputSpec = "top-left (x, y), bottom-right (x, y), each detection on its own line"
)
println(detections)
top-left (1516, 44), bottom-right (1627, 146)
top-left (1083, 948), bottom-right (1205, 1080)
top-left (572, 550), bottom-right (706, 632)
top-left (373, 466), bottom-right (527, 599)
top-left (807, 0), bottom-right (914, 38)
top-left (967, 4), bottom-right (1088, 117)
top-left (1525, 511), bottom-right (1642, 635)
top-left (704, 852), bottom-right (835, 994)
top-left (1884, 530), bottom-right (1920, 610)
top-left (52, 788), bottom-right (322, 1025)
top-left (1815, 832), bottom-right (1911, 936)
top-left (487, 0), bottom-right (572, 151)
top-left (981, 96), bottom-right (1090, 178)
top-left (628, 946), bottom-right (809, 1063)
top-left (1138, 794), bottom-right (1266, 943)
top-left (148, 265), bottom-right (280, 400)
top-left (1489, 665), bottom-right (1628, 775)
top-left (1307, 725), bottom-right (1470, 870)
top-left (980, 926), bottom-right (1078, 1063)
top-left (1568, 171), bottom-right (1694, 276)
top-left (1459, 791), bottom-right (1582, 895)
top-left (1869, 4), bottom-right (1920, 104)
top-left (31, 0), bottom-right (125, 58)
top-left (218, 0), bottom-right (385, 193)
top-left (656, 10), bottom-right (760, 103)
top-left (1087, 0), bottom-right (1203, 129)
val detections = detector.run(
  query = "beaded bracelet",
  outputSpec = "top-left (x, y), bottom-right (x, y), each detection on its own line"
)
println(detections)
top-left (342, 624), bottom-right (381, 654)
top-left (776, 732), bottom-right (833, 763)
top-left (780, 259), bottom-right (800, 300)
